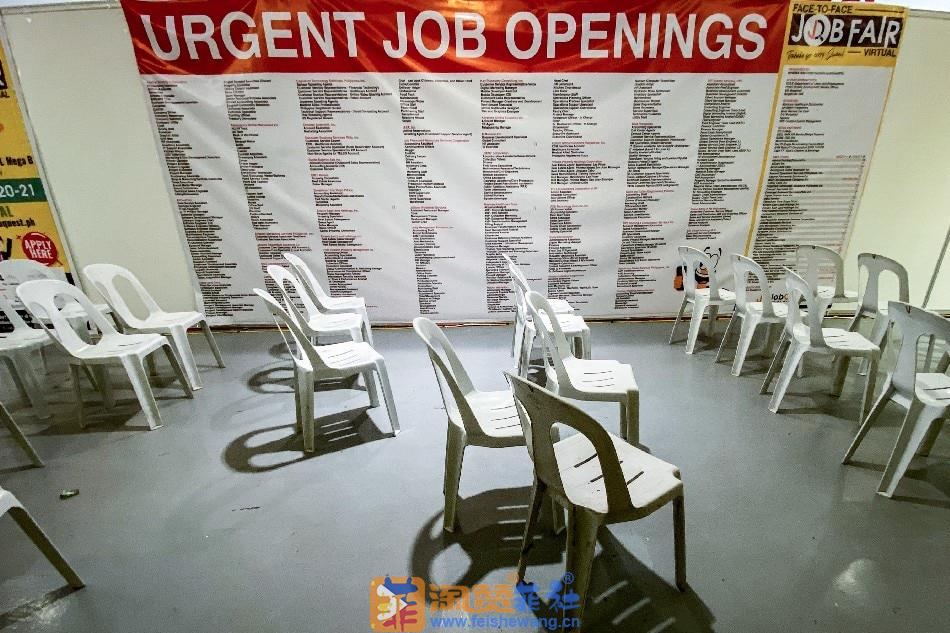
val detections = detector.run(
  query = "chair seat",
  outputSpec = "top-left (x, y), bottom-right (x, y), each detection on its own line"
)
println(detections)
top-left (558, 358), bottom-right (637, 397)
top-left (322, 296), bottom-right (365, 311)
top-left (791, 325), bottom-right (879, 354)
top-left (548, 298), bottom-right (575, 314)
top-left (555, 432), bottom-right (681, 516)
top-left (530, 313), bottom-right (588, 336)
top-left (916, 372), bottom-right (950, 407)
top-left (746, 302), bottom-right (788, 320)
top-left (0, 327), bottom-right (51, 351)
top-left (693, 288), bottom-right (735, 304)
top-left (73, 332), bottom-right (165, 361)
top-left (306, 311), bottom-right (362, 333)
top-left (136, 310), bottom-right (203, 330)
top-left (312, 340), bottom-right (380, 371)
top-left (817, 286), bottom-right (859, 303)
top-left (466, 390), bottom-right (524, 441)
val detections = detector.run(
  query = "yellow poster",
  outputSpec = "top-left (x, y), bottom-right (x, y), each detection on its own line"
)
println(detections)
top-left (0, 34), bottom-right (70, 278)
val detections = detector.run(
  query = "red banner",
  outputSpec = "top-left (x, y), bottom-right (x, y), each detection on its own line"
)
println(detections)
top-left (121, 0), bottom-right (789, 74)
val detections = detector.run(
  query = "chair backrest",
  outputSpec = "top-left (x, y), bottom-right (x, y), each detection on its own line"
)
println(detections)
top-left (508, 373), bottom-right (631, 514)
top-left (886, 302), bottom-right (950, 399)
top-left (678, 246), bottom-right (724, 300)
top-left (266, 264), bottom-right (322, 322)
top-left (731, 254), bottom-right (775, 317)
top-left (283, 253), bottom-right (332, 309)
top-left (0, 294), bottom-right (34, 333)
top-left (524, 291), bottom-right (573, 380)
top-left (83, 263), bottom-right (162, 329)
top-left (253, 288), bottom-right (329, 373)
top-left (412, 317), bottom-right (479, 434)
top-left (0, 260), bottom-right (67, 307)
top-left (783, 268), bottom-right (827, 348)
top-left (16, 279), bottom-right (116, 355)
top-left (855, 253), bottom-right (909, 315)
top-left (796, 244), bottom-right (845, 298)
top-left (504, 256), bottom-right (531, 320)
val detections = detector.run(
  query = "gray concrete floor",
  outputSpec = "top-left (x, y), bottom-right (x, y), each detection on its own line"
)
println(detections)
top-left (0, 322), bottom-right (948, 632)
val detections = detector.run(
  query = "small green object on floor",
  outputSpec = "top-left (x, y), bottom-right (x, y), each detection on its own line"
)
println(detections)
top-left (59, 489), bottom-right (79, 500)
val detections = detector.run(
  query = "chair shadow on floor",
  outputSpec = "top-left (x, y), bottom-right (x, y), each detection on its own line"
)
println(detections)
top-left (0, 585), bottom-right (79, 629)
top-left (409, 488), bottom-right (714, 632)
top-left (223, 373), bottom-right (390, 473)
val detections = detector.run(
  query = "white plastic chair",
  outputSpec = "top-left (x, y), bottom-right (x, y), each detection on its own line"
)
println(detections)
top-left (669, 247), bottom-right (735, 354)
top-left (414, 317), bottom-right (526, 532)
top-left (842, 302), bottom-right (949, 497)
top-left (266, 265), bottom-right (365, 344)
top-left (1, 485), bottom-right (84, 589)
top-left (0, 259), bottom-right (112, 322)
top-left (502, 254), bottom-right (574, 357)
top-left (526, 291), bottom-right (640, 445)
top-left (16, 279), bottom-right (193, 430)
top-left (716, 255), bottom-right (787, 376)
top-left (2, 401), bottom-right (43, 467)
top-left (848, 254), bottom-right (909, 374)
top-left (284, 252), bottom-right (373, 345)
top-left (0, 295), bottom-right (53, 419)
top-left (760, 269), bottom-right (880, 422)
top-left (508, 373), bottom-right (685, 629)
top-left (509, 271), bottom-right (589, 378)
top-left (254, 288), bottom-right (398, 453)
top-left (83, 263), bottom-right (224, 391)
top-left (796, 244), bottom-right (859, 304)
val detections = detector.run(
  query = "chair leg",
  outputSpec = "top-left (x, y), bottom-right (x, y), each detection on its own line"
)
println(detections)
top-left (513, 316), bottom-right (525, 362)
top-left (292, 366), bottom-right (303, 435)
top-left (357, 306), bottom-right (374, 346)
top-left (842, 384), bottom-right (894, 464)
top-left (160, 344), bottom-right (194, 399)
top-left (122, 357), bottom-right (163, 430)
top-left (374, 361), bottom-right (399, 434)
top-left (517, 476), bottom-right (547, 581)
top-left (93, 366), bottom-right (115, 410)
top-left (11, 351), bottom-right (51, 420)
top-left (715, 311), bottom-right (738, 363)
top-left (620, 390), bottom-right (639, 446)
top-left (768, 343), bottom-right (806, 413)
top-left (511, 315), bottom-right (521, 357)
top-left (68, 364), bottom-right (86, 429)
top-left (673, 494), bottom-right (687, 591)
top-left (668, 297), bottom-right (687, 345)
top-left (565, 506), bottom-right (600, 630)
top-left (580, 329), bottom-right (591, 360)
top-left (918, 420), bottom-right (944, 457)
top-left (200, 320), bottom-right (226, 368)
top-left (0, 404), bottom-right (43, 467)
top-left (684, 300), bottom-right (706, 355)
top-left (300, 370), bottom-right (315, 452)
top-left (363, 370), bottom-right (380, 407)
top-left (859, 316), bottom-right (888, 376)
top-left (760, 336), bottom-right (789, 394)
top-left (2, 355), bottom-right (30, 403)
top-left (859, 355), bottom-right (879, 423)
top-left (168, 326), bottom-right (202, 390)
top-left (705, 304), bottom-right (720, 337)
top-left (8, 505), bottom-right (84, 589)
top-left (40, 346), bottom-right (50, 375)
top-left (731, 315), bottom-right (759, 377)
top-left (443, 424), bottom-right (466, 532)
top-left (878, 402), bottom-right (943, 498)
top-left (349, 326), bottom-right (363, 343)
top-left (830, 355), bottom-right (852, 398)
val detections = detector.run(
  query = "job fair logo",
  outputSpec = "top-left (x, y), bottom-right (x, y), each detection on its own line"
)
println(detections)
top-left (788, 5), bottom-right (903, 49)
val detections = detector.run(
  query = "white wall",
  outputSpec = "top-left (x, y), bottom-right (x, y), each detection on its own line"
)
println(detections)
top-left (2, 7), bottom-right (195, 310)
top-left (841, 13), bottom-right (950, 310)
top-left (3, 5), bottom-right (948, 317)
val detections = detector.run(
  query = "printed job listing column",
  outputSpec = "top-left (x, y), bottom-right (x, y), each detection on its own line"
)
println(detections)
top-left (749, 2), bottom-right (906, 280)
